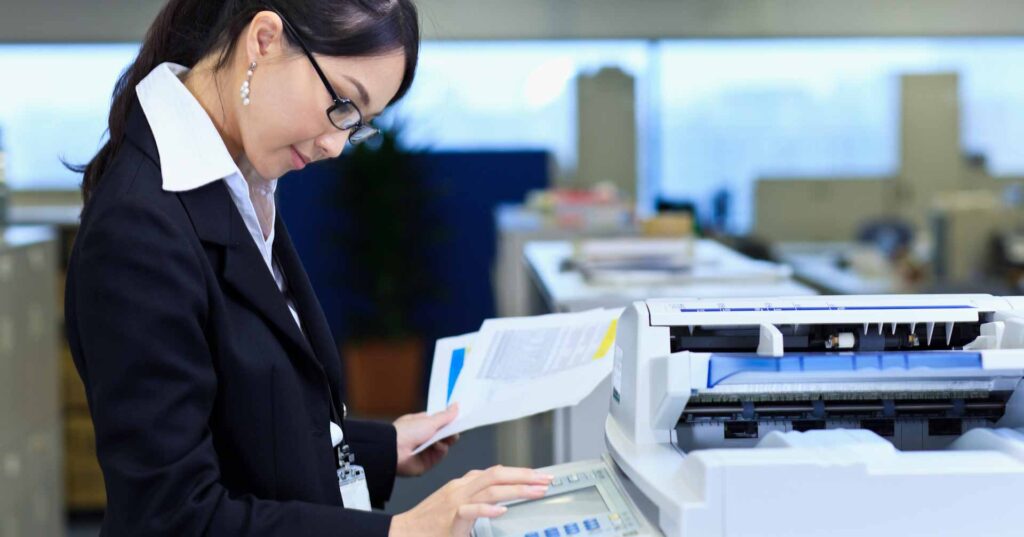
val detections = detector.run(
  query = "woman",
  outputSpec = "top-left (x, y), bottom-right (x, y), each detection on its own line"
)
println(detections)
top-left (65, 1), bottom-right (552, 535)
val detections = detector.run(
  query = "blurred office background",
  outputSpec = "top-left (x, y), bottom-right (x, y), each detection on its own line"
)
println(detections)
top-left (3, 0), bottom-right (1024, 534)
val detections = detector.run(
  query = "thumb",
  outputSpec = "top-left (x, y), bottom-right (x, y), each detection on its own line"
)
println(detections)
top-left (432, 402), bottom-right (459, 428)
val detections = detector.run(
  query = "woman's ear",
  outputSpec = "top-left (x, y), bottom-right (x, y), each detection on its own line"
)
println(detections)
top-left (245, 11), bottom-right (286, 62)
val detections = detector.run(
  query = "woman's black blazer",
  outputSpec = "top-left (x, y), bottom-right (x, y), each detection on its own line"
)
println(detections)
top-left (65, 99), bottom-right (397, 536)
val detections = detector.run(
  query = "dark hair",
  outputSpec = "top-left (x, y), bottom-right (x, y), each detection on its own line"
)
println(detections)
top-left (72, 0), bottom-right (419, 204)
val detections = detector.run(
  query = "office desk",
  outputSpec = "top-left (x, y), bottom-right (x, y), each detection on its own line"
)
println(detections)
top-left (525, 240), bottom-right (817, 314)
top-left (774, 242), bottom-right (907, 295)
top-left (493, 205), bottom-right (635, 318)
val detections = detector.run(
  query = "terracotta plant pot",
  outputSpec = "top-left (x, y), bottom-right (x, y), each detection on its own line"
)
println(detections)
top-left (343, 338), bottom-right (424, 418)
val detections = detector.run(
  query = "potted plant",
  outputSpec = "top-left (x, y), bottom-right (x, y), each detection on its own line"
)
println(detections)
top-left (333, 124), bottom-right (443, 417)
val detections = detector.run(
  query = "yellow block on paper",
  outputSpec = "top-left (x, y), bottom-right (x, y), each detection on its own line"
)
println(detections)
top-left (593, 319), bottom-right (618, 359)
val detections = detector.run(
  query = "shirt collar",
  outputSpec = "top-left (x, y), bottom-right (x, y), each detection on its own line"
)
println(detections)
top-left (136, 62), bottom-right (262, 192)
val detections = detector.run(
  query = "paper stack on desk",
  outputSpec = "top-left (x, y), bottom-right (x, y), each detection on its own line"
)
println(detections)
top-left (414, 308), bottom-right (622, 454)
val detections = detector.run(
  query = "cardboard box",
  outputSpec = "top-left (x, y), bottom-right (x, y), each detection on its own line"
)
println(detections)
top-left (64, 413), bottom-right (106, 511)
top-left (62, 349), bottom-right (89, 412)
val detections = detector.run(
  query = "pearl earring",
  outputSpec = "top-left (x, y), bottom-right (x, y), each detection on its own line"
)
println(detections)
top-left (241, 61), bottom-right (256, 106)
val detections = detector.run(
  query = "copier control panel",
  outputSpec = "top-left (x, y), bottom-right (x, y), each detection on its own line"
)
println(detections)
top-left (473, 457), bottom-right (659, 537)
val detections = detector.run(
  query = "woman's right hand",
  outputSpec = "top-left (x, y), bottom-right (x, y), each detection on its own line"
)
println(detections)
top-left (389, 465), bottom-right (554, 537)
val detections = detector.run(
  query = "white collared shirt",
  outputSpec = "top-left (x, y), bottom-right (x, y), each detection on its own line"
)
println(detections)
top-left (137, 63), bottom-right (362, 495)
top-left (136, 63), bottom-right (353, 471)
top-left (136, 62), bottom-right (303, 330)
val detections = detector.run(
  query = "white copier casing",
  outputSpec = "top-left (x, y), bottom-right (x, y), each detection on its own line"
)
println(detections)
top-left (607, 294), bottom-right (1024, 537)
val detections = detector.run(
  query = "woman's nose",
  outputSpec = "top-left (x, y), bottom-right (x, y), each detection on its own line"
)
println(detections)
top-left (316, 130), bottom-right (349, 160)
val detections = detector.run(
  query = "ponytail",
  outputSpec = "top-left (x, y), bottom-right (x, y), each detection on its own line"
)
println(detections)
top-left (71, 0), bottom-right (420, 205)
top-left (72, 0), bottom-right (238, 204)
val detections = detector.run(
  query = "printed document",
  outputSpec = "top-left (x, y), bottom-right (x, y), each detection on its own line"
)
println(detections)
top-left (415, 308), bottom-right (621, 454)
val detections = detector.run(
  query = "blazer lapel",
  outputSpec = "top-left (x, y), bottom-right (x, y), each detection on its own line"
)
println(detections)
top-left (177, 182), bottom-right (320, 371)
top-left (273, 215), bottom-right (345, 406)
top-left (124, 97), bottom-right (325, 377)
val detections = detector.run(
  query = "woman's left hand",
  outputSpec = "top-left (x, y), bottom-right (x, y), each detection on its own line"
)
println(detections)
top-left (394, 403), bottom-right (460, 477)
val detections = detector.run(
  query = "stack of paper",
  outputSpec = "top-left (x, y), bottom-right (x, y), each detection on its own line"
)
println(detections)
top-left (575, 239), bottom-right (793, 286)
top-left (415, 308), bottom-right (622, 454)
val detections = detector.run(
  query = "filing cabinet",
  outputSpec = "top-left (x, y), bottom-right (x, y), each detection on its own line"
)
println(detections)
top-left (0, 226), bottom-right (61, 536)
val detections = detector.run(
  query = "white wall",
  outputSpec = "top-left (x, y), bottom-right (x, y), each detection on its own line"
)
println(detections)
top-left (3, 0), bottom-right (1024, 42)
top-left (0, 0), bottom-right (164, 42)
top-left (416, 0), bottom-right (1024, 39)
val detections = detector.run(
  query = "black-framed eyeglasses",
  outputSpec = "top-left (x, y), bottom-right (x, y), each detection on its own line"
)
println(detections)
top-left (276, 12), bottom-right (379, 145)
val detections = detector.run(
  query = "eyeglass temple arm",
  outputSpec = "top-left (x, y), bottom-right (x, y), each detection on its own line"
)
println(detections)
top-left (275, 11), bottom-right (345, 104)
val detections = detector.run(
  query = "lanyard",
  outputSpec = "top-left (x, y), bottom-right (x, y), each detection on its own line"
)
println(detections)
top-left (325, 381), bottom-right (352, 470)
top-left (271, 253), bottom-right (351, 469)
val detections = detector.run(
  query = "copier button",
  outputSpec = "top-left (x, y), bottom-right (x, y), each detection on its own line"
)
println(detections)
top-left (526, 533), bottom-right (540, 537)
top-left (583, 519), bottom-right (600, 531)
top-left (564, 523), bottom-right (580, 535)
top-left (552, 477), bottom-right (563, 486)
top-left (544, 528), bottom-right (560, 537)
top-left (568, 473), bottom-right (580, 483)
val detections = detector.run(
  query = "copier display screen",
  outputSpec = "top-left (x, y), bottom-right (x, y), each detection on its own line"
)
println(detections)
top-left (490, 486), bottom-right (610, 536)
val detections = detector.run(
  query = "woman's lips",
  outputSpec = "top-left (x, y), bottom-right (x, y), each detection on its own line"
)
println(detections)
top-left (290, 146), bottom-right (309, 170)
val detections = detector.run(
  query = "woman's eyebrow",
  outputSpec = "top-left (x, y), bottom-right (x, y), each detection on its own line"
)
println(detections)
top-left (339, 74), bottom-right (371, 111)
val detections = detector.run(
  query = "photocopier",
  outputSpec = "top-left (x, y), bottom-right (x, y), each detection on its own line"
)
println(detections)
top-left (474, 294), bottom-right (1024, 537)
